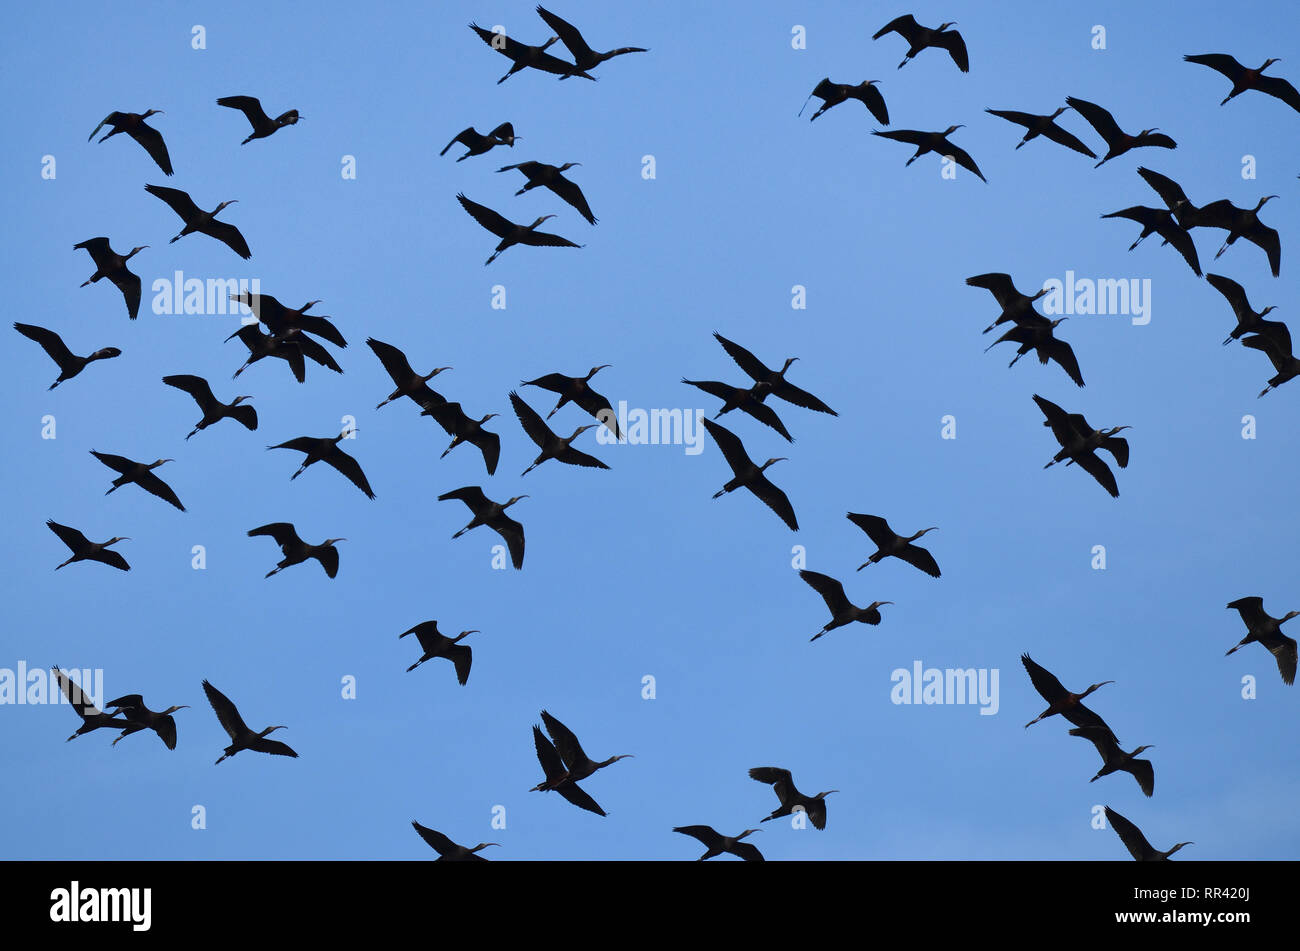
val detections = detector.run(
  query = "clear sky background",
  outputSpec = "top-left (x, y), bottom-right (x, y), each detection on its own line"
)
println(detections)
top-left (2, 0), bottom-right (1296, 860)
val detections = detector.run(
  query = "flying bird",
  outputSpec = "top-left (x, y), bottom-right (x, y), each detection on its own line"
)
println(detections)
top-left (144, 184), bottom-right (250, 259)
top-left (217, 96), bottom-right (300, 144)
top-left (106, 694), bottom-right (189, 750)
top-left (1241, 331), bottom-right (1300, 397)
top-left (872, 15), bottom-right (968, 72)
top-left (1104, 806), bottom-right (1192, 861)
top-left (985, 107), bottom-right (1095, 158)
top-left (681, 378), bottom-right (794, 442)
top-left (457, 193), bottom-right (583, 265)
top-left (1206, 273), bottom-right (1287, 348)
top-left (1069, 726), bottom-right (1154, 797)
top-left (1064, 96), bottom-right (1176, 167)
top-left (230, 292), bottom-right (347, 348)
top-left (530, 726), bottom-right (606, 816)
top-left (985, 318), bottom-right (1085, 387)
top-left (847, 514), bottom-right (940, 577)
top-left (90, 451), bottom-right (184, 511)
top-left (800, 569), bottom-right (891, 642)
top-left (53, 667), bottom-right (126, 741)
top-left (248, 523), bottom-right (345, 579)
top-left (702, 418), bottom-right (798, 531)
top-left (510, 391), bottom-right (608, 476)
top-left (468, 22), bottom-right (594, 83)
top-left (88, 109), bottom-right (172, 175)
top-left (226, 325), bottom-right (306, 384)
top-left (162, 374), bottom-right (257, 439)
top-left (14, 323), bottom-right (120, 390)
top-left (46, 520), bottom-right (130, 572)
top-left (496, 161), bottom-right (597, 224)
top-left (539, 710), bottom-right (633, 783)
top-left (1021, 653), bottom-right (1115, 736)
top-left (74, 238), bottom-right (146, 320)
top-left (441, 122), bottom-right (517, 161)
top-left (411, 822), bottom-right (497, 861)
top-left (673, 826), bottom-right (763, 862)
top-left (367, 338), bottom-right (451, 410)
top-left (437, 486), bottom-right (526, 569)
top-left (1199, 196), bottom-right (1281, 277)
top-left (535, 6), bottom-right (647, 75)
top-left (800, 79), bottom-right (889, 125)
top-left (966, 273), bottom-right (1049, 334)
top-left (749, 766), bottom-right (837, 830)
top-left (400, 622), bottom-right (478, 683)
top-left (522, 365), bottom-right (620, 438)
top-left (203, 680), bottom-right (297, 764)
top-left (267, 430), bottom-right (375, 499)
top-left (1225, 596), bottom-right (1297, 684)
top-left (1033, 394), bottom-right (1129, 498)
top-left (1101, 205), bottom-right (1202, 276)
top-left (872, 126), bottom-right (986, 181)
top-left (420, 401), bottom-right (502, 476)
top-left (1184, 54), bottom-right (1300, 113)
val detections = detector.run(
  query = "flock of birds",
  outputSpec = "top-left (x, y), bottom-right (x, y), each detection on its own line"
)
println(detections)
top-left (23, 9), bottom-right (1299, 861)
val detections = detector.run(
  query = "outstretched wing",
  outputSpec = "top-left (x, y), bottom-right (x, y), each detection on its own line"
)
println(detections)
top-left (323, 446), bottom-right (375, 499)
top-left (162, 374), bottom-right (216, 409)
top-left (713, 331), bottom-right (773, 382)
top-left (535, 5), bottom-right (595, 63)
top-left (1105, 806), bottom-right (1155, 861)
top-left (247, 522), bottom-right (302, 548)
top-left (540, 710), bottom-right (590, 770)
top-left (201, 680), bottom-right (250, 741)
top-left (438, 485), bottom-right (490, 511)
top-left (799, 570), bottom-right (851, 615)
top-left (216, 96), bottom-right (271, 129)
top-left (932, 28), bottom-right (969, 72)
top-left (510, 390), bottom-right (558, 449)
top-left (136, 471), bottom-right (186, 511)
top-left (846, 513), bottom-right (895, 548)
top-left (1065, 96), bottom-right (1122, 145)
top-left (411, 821), bottom-right (458, 857)
top-left (14, 323), bottom-right (74, 367)
top-left (701, 417), bottom-right (755, 474)
top-left (1072, 450), bottom-right (1118, 497)
top-left (1020, 653), bottom-right (1069, 704)
top-left (550, 172), bottom-right (597, 225)
top-left (1040, 120), bottom-right (1096, 158)
top-left (457, 192), bottom-right (515, 238)
top-left (144, 184), bottom-right (201, 221)
top-left (872, 14), bottom-right (920, 42)
top-left (129, 125), bottom-right (172, 175)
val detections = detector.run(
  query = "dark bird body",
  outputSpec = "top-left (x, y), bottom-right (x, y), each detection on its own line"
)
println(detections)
top-left (1184, 54), bottom-right (1300, 113)
top-left (873, 126), bottom-right (985, 181)
top-left (367, 338), bottom-right (450, 410)
top-left (986, 318), bottom-right (1084, 387)
top-left (1101, 205), bottom-right (1202, 276)
top-left (1105, 806), bottom-right (1192, 861)
top-left (966, 273), bottom-right (1049, 334)
top-left (510, 391), bottom-right (607, 476)
top-left (75, 238), bottom-right (146, 320)
top-left (539, 710), bottom-right (632, 784)
top-left (14, 323), bottom-right (120, 389)
top-left (144, 184), bottom-right (250, 259)
top-left (106, 694), bottom-right (188, 750)
top-left (872, 15), bottom-right (968, 72)
top-left (530, 726), bottom-right (606, 816)
top-left (749, 766), bottom-right (837, 830)
top-left (248, 522), bottom-right (344, 579)
top-left (986, 107), bottom-right (1095, 157)
top-left (1070, 726), bottom-right (1154, 797)
top-left (535, 6), bottom-right (646, 75)
top-left (1065, 96), bottom-right (1176, 167)
top-left (713, 329), bottom-right (837, 415)
top-left (217, 96), bottom-right (300, 144)
top-left (411, 821), bottom-right (497, 860)
top-left (1021, 653), bottom-right (1115, 736)
top-left (702, 418), bottom-right (798, 531)
top-left (800, 569), bottom-right (891, 641)
top-left (469, 22), bottom-right (595, 83)
top-left (801, 79), bottom-right (889, 124)
top-left (90, 450), bottom-right (184, 511)
top-left (438, 486), bottom-right (526, 569)
top-left (1241, 331), bottom-right (1300, 397)
top-left (421, 401), bottom-right (502, 475)
top-left (1033, 395), bottom-right (1129, 498)
top-left (847, 514), bottom-right (940, 577)
top-left (497, 161), bottom-right (597, 224)
top-left (54, 667), bottom-right (125, 740)
top-left (227, 325), bottom-right (306, 384)
top-left (522, 365), bottom-right (620, 438)
top-left (442, 122), bottom-right (516, 161)
top-left (1225, 596), bottom-right (1298, 684)
top-left (47, 520), bottom-right (129, 571)
top-left (457, 193), bottom-right (583, 265)
top-left (162, 375), bottom-right (256, 439)
top-left (268, 430), bottom-right (375, 499)
top-left (673, 825), bottom-right (763, 862)
top-left (203, 680), bottom-right (297, 764)
top-left (88, 109), bottom-right (172, 175)
top-left (682, 378), bottom-right (794, 442)
top-left (230, 293), bottom-right (346, 348)
top-left (400, 622), bottom-right (477, 682)
top-left (1206, 273), bottom-right (1285, 347)
top-left (1199, 196), bottom-right (1281, 277)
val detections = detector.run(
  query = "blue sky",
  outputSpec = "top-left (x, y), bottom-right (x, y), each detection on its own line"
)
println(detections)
top-left (3, 0), bottom-right (1297, 860)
